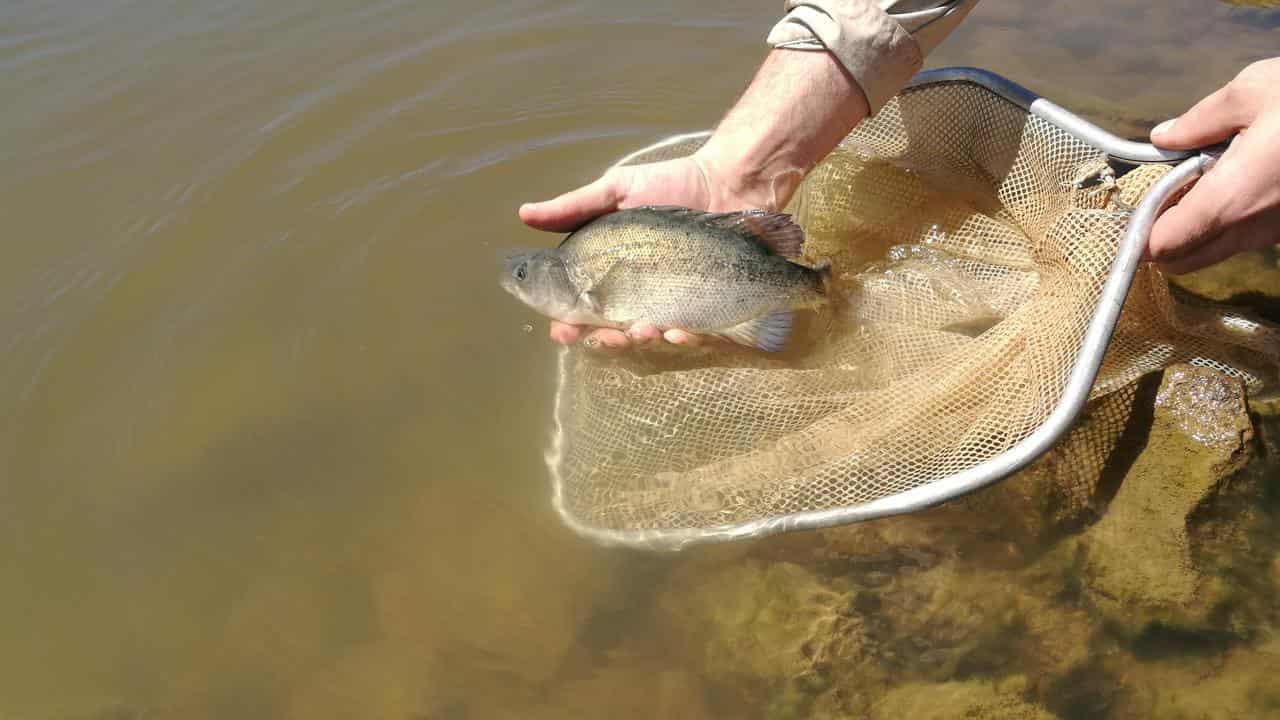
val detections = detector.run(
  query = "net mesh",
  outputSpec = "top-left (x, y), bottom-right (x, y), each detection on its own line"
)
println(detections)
top-left (549, 80), bottom-right (1280, 543)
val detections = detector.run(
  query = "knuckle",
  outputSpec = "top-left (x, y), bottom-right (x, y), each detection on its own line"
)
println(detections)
top-left (608, 165), bottom-right (636, 184)
top-left (1239, 59), bottom-right (1270, 82)
top-left (600, 167), bottom-right (636, 200)
top-left (1237, 60), bottom-right (1264, 82)
top-left (1222, 77), bottom-right (1246, 105)
top-left (1230, 61), bottom-right (1274, 101)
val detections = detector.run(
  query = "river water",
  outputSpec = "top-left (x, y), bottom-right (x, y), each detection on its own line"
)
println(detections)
top-left (2, 1), bottom-right (1278, 718)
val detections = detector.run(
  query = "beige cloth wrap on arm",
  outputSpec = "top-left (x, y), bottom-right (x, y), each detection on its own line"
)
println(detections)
top-left (767, 0), bottom-right (980, 113)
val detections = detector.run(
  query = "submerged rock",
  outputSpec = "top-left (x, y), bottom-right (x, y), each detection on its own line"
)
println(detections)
top-left (864, 557), bottom-right (1098, 704)
top-left (1172, 249), bottom-right (1280, 324)
top-left (655, 554), bottom-right (882, 718)
top-left (649, 363), bottom-right (1277, 719)
top-left (654, 546), bottom-right (1105, 717)
top-left (1153, 366), bottom-right (1256, 449)
top-left (817, 383), bottom-right (1150, 570)
top-left (1110, 639), bottom-right (1280, 719)
top-left (1253, 392), bottom-right (1279, 464)
top-left (869, 677), bottom-right (1057, 720)
top-left (1075, 365), bottom-right (1256, 636)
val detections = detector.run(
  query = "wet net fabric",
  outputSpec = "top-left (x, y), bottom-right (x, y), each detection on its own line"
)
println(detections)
top-left (548, 81), bottom-right (1280, 546)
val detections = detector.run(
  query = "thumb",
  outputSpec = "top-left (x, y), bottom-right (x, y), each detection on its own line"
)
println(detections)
top-left (1150, 84), bottom-right (1246, 150)
top-left (518, 170), bottom-right (627, 233)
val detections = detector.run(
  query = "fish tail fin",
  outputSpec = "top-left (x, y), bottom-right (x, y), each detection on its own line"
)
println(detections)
top-left (720, 310), bottom-right (794, 353)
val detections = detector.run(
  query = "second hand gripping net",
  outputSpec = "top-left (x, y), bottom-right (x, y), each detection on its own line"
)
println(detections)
top-left (547, 70), bottom-right (1280, 550)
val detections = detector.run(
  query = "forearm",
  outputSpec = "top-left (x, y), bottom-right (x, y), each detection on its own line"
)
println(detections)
top-left (693, 1), bottom-right (979, 212)
top-left (769, 0), bottom-right (981, 112)
top-left (695, 48), bottom-right (869, 212)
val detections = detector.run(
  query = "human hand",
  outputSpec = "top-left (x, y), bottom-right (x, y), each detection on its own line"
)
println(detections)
top-left (1148, 58), bottom-right (1280, 274)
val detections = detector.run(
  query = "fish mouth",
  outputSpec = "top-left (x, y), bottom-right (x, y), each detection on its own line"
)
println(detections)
top-left (497, 272), bottom-right (519, 297)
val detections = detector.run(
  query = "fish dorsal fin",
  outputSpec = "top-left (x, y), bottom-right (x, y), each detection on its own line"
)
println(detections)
top-left (716, 210), bottom-right (806, 260)
top-left (636, 206), bottom-right (805, 259)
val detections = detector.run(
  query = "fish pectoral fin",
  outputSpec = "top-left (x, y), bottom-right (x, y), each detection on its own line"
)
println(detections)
top-left (719, 310), bottom-right (794, 353)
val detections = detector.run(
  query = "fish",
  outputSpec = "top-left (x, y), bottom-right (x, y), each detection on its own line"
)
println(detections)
top-left (500, 205), bottom-right (828, 352)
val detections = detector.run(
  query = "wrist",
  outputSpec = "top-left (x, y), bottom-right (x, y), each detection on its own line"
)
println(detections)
top-left (691, 49), bottom-right (870, 212)
top-left (691, 138), bottom-right (802, 212)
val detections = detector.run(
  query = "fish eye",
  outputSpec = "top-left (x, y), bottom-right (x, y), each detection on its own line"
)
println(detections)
top-left (513, 262), bottom-right (528, 282)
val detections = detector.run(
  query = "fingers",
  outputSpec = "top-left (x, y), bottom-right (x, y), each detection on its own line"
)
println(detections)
top-left (1150, 84), bottom-right (1249, 151)
top-left (1149, 109), bottom-right (1280, 272)
top-left (519, 169), bottom-right (628, 233)
top-left (1150, 173), bottom-right (1279, 275)
top-left (551, 321), bottom-right (652, 350)
top-left (662, 329), bottom-right (703, 346)
top-left (1157, 215), bottom-right (1276, 275)
top-left (582, 329), bottom-right (631, 351)
top-left (547, 320), bottom-right (711, 351)
top-left (549, 319), bottom-right (645, 351)
top-left (1148, 194), bottom-right (1224, 265)
top-left (626, 322), bottom-right (662, 345)
top-left (1148, 137), bottom-right (1246, 262)
top-left (549, 322), bottom-right (631, 350)
top-left (1156, 229), bottom-right (1234, 276)
top-left (549, 321), bottom-right (582, 345)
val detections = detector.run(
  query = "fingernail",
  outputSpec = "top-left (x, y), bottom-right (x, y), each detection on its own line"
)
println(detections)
top-left (1152, 118), bottom-right (1177, 136)
top-left (664, 329), bottom-right (701, 346)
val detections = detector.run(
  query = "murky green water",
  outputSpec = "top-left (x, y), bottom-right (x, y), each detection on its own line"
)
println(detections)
top-left (2, 1), bottom-right (1278, 718)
